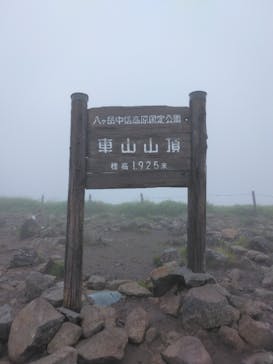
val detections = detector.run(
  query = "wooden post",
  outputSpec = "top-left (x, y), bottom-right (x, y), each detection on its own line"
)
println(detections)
top-left (252, 190), bottom-right (257, 212)
top-left (187, 91), bottom-right (207, 273)
top-left (64, 92), bottom-right (88, 311)
top-left (140, 193), bottom-right (144, 203)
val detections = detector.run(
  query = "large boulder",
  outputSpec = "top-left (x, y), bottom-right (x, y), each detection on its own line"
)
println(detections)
top-left (162, 335), bottom-right (212, 364)
top-left (25, 272), bottom-right (55, 302)
top-left (76, 327), bottom-right (128, 363)
top-left (126, 307), bottom-right (149, 344)
top-left (29, 346), bottom-right (77, 364)
top-left (181, 284), bottom-right (239, 330)
top-left (238, 315), bottom-right (273, 350)
top-left (8, 298), bottom-right (64, 363)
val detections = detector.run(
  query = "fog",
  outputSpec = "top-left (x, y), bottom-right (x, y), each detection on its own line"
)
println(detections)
top-left (1, 1), bottom-right (273, 205)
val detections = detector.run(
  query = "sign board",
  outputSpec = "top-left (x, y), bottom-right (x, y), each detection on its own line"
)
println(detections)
top-left (64, 91), bottom-right (207, 311)
top-left (86, 106), bottom-right (191, 188)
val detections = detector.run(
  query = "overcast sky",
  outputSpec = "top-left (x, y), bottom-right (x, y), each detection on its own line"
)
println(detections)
top-left (0, 0), bottom-right (273, 205)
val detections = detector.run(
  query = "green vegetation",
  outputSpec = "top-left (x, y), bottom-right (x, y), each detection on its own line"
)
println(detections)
top-left (1, 197), bottom-right (273, 219)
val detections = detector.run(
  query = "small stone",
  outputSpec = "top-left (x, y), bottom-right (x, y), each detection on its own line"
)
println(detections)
top-left (57, 307), bottom-right (81, 324)
top-left (263, 266), bottom-right (273, 288)
top-left (87, 275), bottom-right (106, 290)
top-left (119, 281), bottom-right (151, 297)
top-left (145, 327), bottom-right (159, 343)
top-left (221, 228), bottom-right (239, 240)
top-left (255, 288), bottom-right (273, 299)
top-left (160, 294), bottom-right (181, 317)
top-left (42, 283), bottom-right (64, 307)
top-left (126, 307), bottom-right (149, 344)
top-left (9, 248), bottom-right (42, 268)
top-left (47, 322), bottom-right (82, 353)
top-left (162, 335), bottom-right (212, 364)
top-left (241, 351), bottom-right (273, 364)
top-left (160, 248), bottom-right (180, 264)
top-left (105, 279), bottom-right (131, 290)
top-left (219, 326), bottom-right (246, 351)
top-left (25, 271), bottom-right (55, 302)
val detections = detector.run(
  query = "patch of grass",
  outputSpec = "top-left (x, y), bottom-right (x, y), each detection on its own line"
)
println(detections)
top-left (233, 236), bottom-right (249, 248)
top-left (214, 244), bottom-right (237, 264)
top-left (180, 246), bottom-right (187, 265)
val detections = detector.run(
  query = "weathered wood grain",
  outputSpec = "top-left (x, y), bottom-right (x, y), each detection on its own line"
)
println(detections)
top-left (63, 93), bottom-right (88, 312)
top-left (187, 91), bottom-right (207, 273)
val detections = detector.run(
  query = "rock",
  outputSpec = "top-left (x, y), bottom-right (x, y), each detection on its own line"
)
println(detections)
top-left (150, 261), bottom-right (183, 296)
top-left (246, 250), bottom-right (272, 266)
top-left (47, 322), bottom-right (82, 353)
top-left (228, 245), bottom-right (248, 257)
top-left (80, 305), bottom-right (105, 338)
top-left (145, 327), bottom-right (159, 343)
top-left (182, 284), bottom-right (239, 330)
top-left (206, 249), bottom-right (228, 269)
top-left (181, 267), bottom-right (216, 288)
top-left (238, 315), bottom-right (273, 350)
top-left (248, 236), bottom-right (273, 254)
top-left (228, 295), bottom-right (268, 319)
top-left (29, 346), bottom-right (77, 364)
top-left (25, 272), bottom-right (55, 302)
top-left (41, 283), bottom-right (64, 307)
top-left (19, 218), bottom-right (40, 240)
top-left (219, 326), bottom-right (246, 351)
top-left (160, 294), bottom-right (181, 317)
top-left (76, 327), bottom-right (128, 363)
top-left (151, 354), bottom-right (165, 364)
top-left (0, 304), bottom-right (12, 341)
top-left (263, 267), bottom-right (273, 288)
top-left (160, 248), bottom-right (180, 264)
top-left (9, 248), bottom-right (42, 268)
top-left (126, 307), bottom-right (149, 344)
top-left (162, 335), bottom-right (212, 364)
top-left (241, 351), bottom-right (273, 364)
top-left (57, 307), bottom-right (81, 324)
top-left (87, 290), bottom-right (123, 307)
top-left (105, 279), bottom-right (131, 290)
top-left (118, 281), bottom-right (151, 297)
top-left (221, 228), bottom-right (239, 240)
top-left (162, 331), bottom-right (182, 346)
top-left (87, 275), bottom-right (106, 290)
top-left (8, 298), bottom-right (64, 363)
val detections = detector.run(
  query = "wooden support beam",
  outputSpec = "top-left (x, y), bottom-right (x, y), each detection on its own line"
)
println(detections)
top-left (63, 92), bottom-right (88, 311)
top-left (187, 91), bottom-right (207, 273)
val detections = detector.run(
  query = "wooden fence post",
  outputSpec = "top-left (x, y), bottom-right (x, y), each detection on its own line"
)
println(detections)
top-left (187, 91), bottom-right (207, 273)
top-left (63, 92), bottom-right (88, 311)
top-left (252, 190), bottom-right (257, 212)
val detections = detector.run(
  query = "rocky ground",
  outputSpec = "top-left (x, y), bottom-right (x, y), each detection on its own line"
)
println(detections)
top-left (1, 210), bottom-right (273, 363)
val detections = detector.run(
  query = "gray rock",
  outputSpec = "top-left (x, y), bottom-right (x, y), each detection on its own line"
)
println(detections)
top-left (242, 351), bottom-right (273, 364)
top-left (42, 283), bottom-right (64, 307)
top-left (29, 346), bottom-right (77, 364)
top-left (255, 288), bottom-right (273, 299)
top-left (145, 327), bottom-right (159, 343)
top-left (248, 236), bottom-right (273, 254)
top-left (87, 275), bottom-right (106, 290)
top-left (246, 250), bottom-right (272, 266)
top-left (219, 326), bottom-right (246, 351)
top-left (19, 218), bottom-right (40, 240)
top-left (0, 304), bottom-right (12, 341)
top-left (160, 294), bottom-right (181, 317)
top-left (9, 248), bottom-right (42, 268)
top-left (25, 272), bottom-right (55, 302)
top-left (76, 327), bottom-right (128, 363)
top-left (206, 249), bottom-right (228, 269)
top-left (126, 307), bottom-right (149, 344)
top-left (162, 335), bottom-right (212, 364)
top-left (181, 266), bottom-right (216, 288)
top-left (57, 307), bottom-right (81, 324)
top-left (87, 290), bottom-right (123, 307)
top-left (80, 305), bottom-right (105, 338)
top-left (47, 322), bottom-right (82, 353)
top-left (8, 298), bottom-right (64, 363)
top-left (239, 315), bottom-right (273, 350)
top-left (105, 279), bottom-right (131, 290)
top-left (118, 281), bottom-right (151, 297)
top-left (182, 284), bottom-right (239, 330)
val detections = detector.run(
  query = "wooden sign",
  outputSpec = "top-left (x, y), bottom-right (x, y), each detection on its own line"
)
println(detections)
top-left (64, 91), bottom-right (207, 312)
top-left (86, 106), bottom-right (191, 189)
